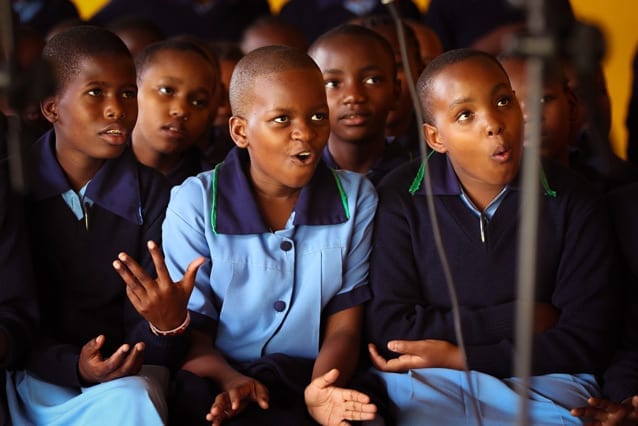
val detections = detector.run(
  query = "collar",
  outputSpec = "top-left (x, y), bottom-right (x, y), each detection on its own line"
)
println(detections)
top-left (212, 147), bottom-right (349, 234)
top-left (408, 152), bottom-right (523, 196)
top-left (32, 129), bottom-right (144, 225)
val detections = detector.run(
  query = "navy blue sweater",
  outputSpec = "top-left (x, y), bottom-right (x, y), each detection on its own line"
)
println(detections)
top-left (25, 130), bottom-right (184, 388)
top-left (366, 152), bottom-right (621, 379)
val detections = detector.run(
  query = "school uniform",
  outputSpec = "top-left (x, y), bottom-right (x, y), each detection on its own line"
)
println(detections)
top-left (365, 153), bottom-right (621, 425)
top-left (165, 145), bottom-right (212, 188)
top-left (163, 147), bottom-right (378, 424)
top-left (5, 129), bottom-right (178, 425)
top-left (322, 142), bottom-right (410, 187)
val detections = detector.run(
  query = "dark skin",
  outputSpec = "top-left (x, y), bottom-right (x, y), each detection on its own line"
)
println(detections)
top-left (571, 396), bottom-right (638, 425)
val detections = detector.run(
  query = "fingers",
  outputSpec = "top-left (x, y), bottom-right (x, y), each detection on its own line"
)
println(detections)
top-left (82, 334), bottom-right (106, 357)
top-left (252, 381), bottom-right (270, 410)
top-left (311, 368), bottom-right (340, 390)
top-left (146, 241), bottom-right (171, 289)
top-left (113, 253), bottom-right (149, 300)
top-left (181, 256), bottom-right (207, 298)
top-left (114, 342), bottom-right (145, 377)
top-left (368, 343), bottom-right (391, 371)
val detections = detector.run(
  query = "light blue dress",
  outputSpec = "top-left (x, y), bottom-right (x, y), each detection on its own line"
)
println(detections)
top-left (162, 148), bottom-right (378, 362)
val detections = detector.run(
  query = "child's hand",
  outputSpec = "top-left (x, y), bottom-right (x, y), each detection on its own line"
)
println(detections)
top-left (368, 339), bottom-right (464, 372)
top-left (206, 373), bottom-right (269, 425)
top-left (78, 335), bottom-right (144, 384)
top-left (571, 396), bottom-right (638, 425)
top-left (304, 368), bottom-right (377, 426)
top-left (113, 240), bottom-right (205, 331)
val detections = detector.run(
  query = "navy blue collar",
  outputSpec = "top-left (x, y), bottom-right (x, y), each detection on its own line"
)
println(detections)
top-left (32, 129), bottom-right (144, 225)
top-left (409, 152), bottom-right (523, 196)
top-left (212, 147), bottom-right (349, 234)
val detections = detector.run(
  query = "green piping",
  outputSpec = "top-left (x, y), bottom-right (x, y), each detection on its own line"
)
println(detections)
top-left (331, 169), bottom-right (351, 219)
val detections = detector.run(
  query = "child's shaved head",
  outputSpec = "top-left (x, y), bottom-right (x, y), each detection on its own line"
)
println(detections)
top-left (229, 45), bottom-right (320, 118)
top-left (43, 25), bottom-right (131, 94)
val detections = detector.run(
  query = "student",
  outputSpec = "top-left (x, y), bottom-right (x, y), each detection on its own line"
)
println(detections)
top-left (116, 44), bottom-right (381, 425)
top-left (4, 26), bottom-right (195, 425)
top-left (498, 55), bottom-right (578, 167)
top-left (239, 15), bottom-right (308, 55)
top-left (131, 37), bottom-right (221, 187)
top-left (309, 24), bottom-right (409, 186)
top-left (500, 54), bottom-right (638, 193)
top-left (208, 41), bottom-right (243, 166)
top-left (278, 0), bottom-right (422, 44)
top-left (106, 16), bottom-right (165, 58)
top-left (365, 48), bottom-right (620, 425)
top-left (353, 14), bottom-right (427, 160)
top-left (0, 113), bottom-right (39, 426)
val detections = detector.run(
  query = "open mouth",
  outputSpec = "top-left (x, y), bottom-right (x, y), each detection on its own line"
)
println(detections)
top-left (492, 146), bottom-right (512, 161)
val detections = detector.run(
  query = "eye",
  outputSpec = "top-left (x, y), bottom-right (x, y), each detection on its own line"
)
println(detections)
top-left (191, 98), bottom-right (209, 108)
top-left (87, 88), bottom-right (102, 96)
top-left (158, 86), bottom-right (174, 96)
top-left (325, 80), bottom-right (339, 89)
top-left (496, 96), bottom-right (511, 107)
top-left (311, 112), bottom-right (328, 121)
top-left (364, 76), bottom-right (381, 85)
top-left (121, 89), bottom-right (137, 99)
top-left (456, 110), bottom-right (472, 122)
top-left (540, 94), bottom-right (555, 104)
top-left (273, 115), bottom-right (289, 123)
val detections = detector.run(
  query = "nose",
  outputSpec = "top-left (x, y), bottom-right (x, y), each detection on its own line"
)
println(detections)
top-left (291, 119), bottom-right (315, 141)
top-left (485, 113), bottom-right (505, 137)
top-left (170, 98), bottom-right (189, 121)
top-left (105, 99), bottom-right (125, 120)
top-left (342, 81), bottom-right (365, 105)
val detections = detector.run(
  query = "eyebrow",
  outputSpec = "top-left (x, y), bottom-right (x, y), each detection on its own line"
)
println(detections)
top-left (449, 82), bottom-right (511, 109)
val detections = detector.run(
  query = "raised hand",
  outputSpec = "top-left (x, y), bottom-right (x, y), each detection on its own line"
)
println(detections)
top-left (206, 373), bottom-right (269, 426)
top-left (304, 368), bottom-right (377, 426)
top-left (113, 240), bottom-right (205, 331)
top-left (78, 335), bottom-right (144, 384)
top-left (368, 339), bottom-right (464, 372)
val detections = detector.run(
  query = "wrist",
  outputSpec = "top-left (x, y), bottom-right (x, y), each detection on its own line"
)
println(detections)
top-left (149, 312), bottom-right (190, 336)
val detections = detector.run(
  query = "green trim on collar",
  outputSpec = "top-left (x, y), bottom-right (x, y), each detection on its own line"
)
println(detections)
top-left (210, 161), bottom-right (224, 235)
top-left (540, 167), bottom-right (557, 197)
top-left (409, 150), bottom-right (436, 195)
top-left (331, 169), bottom-right (350, 220)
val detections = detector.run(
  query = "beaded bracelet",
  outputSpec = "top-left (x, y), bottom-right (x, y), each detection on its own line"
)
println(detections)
top-left (149, 312), bottom-right (191, 336)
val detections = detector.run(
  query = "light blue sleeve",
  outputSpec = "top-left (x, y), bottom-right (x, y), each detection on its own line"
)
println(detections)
top-left (162, 172), bottom-right (218, 322)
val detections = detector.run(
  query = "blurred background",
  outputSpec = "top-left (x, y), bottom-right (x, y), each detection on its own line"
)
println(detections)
top-left (47, 0), bottom-right (638, 159)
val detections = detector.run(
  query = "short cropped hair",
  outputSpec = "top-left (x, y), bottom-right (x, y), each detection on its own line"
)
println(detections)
top-left (417, 48), bottom-right (510, 124)
top-left (42, 25), bottom-right (131, 93)
top-left (308, 23), bottom-right (397, 78)
top-left (135, 37), bottom-right (220, 90)
top-left (228, 45), bottom-right (320, 118)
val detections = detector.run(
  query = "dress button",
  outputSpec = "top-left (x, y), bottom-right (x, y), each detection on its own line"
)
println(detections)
top-left (280, 240), bottom-right (293, 251)
top-left (273, 300), bottom-right (286, 312)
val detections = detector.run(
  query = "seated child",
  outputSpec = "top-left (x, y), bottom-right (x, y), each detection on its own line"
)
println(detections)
top-left (308, 24), bottom-right (410, 186)
top-left (353, 14), bottom-right (427, 160)
top-left (4, 26), bottom-right (195, 425)
top-left (365, 48), bottom-right (621, 425)
top-left (116, 44), bottom-right (382, 425)
top-left (500, 54), bottom-right (638, 193)
top-left (132, 37), bottom-right (221, 187)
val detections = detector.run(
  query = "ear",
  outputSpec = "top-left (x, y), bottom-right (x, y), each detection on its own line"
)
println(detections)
top-left (40, 96), bottom-right (58, 124)
top-left (423, 122), bottom-right (447, 153)
top-left (229, 115), bottom-right (248, 148)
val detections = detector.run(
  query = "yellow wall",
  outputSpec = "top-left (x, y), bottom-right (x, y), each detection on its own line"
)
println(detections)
top-left (72, 0), bottom-right (636, 156)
